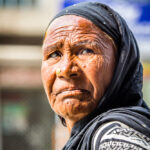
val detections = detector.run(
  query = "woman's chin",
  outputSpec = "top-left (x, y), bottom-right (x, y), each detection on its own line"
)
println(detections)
top-left (54, 98), bottom-right (96, 121)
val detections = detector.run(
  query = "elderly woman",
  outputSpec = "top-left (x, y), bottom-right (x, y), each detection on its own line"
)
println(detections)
top-left (41, 2), bottom-right (150, 150)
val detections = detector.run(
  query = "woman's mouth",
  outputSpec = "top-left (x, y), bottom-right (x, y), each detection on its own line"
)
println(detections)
top-left (55, 89), bottom-right (91, 101)
top-left (56, 88), bottom-right (89, 95)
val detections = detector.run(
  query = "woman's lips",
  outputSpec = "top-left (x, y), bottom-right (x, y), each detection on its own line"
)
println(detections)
top-left (55, 88), bottom-right (91, 100)
top-left (56, 88), bottom-right (89, 95)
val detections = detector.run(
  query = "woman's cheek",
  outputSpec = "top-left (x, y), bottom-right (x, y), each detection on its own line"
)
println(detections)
top-left (81, 55), bottom-right (103, 79)
top-left (41, 62), bottom-right (57, 96)
top-left (81, 55), bottom-right (104, 100)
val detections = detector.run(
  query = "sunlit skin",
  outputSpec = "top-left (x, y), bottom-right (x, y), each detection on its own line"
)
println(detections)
top-left (41, 15), bottom-right (117, 133)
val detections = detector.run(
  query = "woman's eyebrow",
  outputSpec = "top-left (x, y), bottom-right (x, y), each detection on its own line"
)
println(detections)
top-left (43, 42), bottom-right (63, 54)
top-left (72, 40), bottom-right (100, 49)
top-left (72, 40), bottom-right (90, 47)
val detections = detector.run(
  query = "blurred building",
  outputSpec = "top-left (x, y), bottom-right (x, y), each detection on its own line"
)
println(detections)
top-left (0, 0), bottom-right (150, 150)
top-left (0, 0), bottom-right (63, 150)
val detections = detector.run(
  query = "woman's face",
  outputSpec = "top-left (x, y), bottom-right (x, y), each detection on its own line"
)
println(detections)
top-left (41, 15), bottom-right (116, 122)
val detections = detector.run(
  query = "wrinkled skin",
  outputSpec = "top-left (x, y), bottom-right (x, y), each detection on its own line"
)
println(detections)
top-left (41, 15), bottom-right (117, 132)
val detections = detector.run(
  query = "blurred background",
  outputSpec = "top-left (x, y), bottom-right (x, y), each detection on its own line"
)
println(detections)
top-left (0, 0), bottom-right (150, 150)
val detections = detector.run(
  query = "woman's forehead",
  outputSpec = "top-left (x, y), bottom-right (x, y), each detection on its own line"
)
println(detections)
top-left (47, 15), bottom-right (96, 33)
top-left (44, 15), bottom-right (117, 52)
top-left (45, 15), bottom-right (111, 43)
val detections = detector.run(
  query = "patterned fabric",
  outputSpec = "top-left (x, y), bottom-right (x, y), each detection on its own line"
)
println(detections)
top-left (92, 122), bottom-right (150, 150)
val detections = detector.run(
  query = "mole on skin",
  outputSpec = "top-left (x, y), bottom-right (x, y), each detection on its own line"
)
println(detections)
top-left (41, 15), bottom-right (117, 133)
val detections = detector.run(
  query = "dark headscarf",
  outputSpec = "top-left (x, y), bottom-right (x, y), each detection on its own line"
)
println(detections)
top-left (49, 2), bottom-right (150, 149)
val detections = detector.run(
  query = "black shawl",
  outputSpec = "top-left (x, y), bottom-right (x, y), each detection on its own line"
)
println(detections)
top-left (50, 2), bottom-right (150, 149)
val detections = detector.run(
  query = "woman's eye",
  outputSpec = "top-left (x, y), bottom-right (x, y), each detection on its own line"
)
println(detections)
top-left (48, 51), bottom-right (61, 59)
top-left (80, 49), bottom-right (94, 55)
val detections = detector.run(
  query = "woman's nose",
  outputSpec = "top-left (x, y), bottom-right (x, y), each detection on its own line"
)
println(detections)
top-left (57, 58), bottom-right (80, 79)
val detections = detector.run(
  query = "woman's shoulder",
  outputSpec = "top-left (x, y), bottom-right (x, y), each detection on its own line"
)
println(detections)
top-left (92, 121), bottom-right (150, 150)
